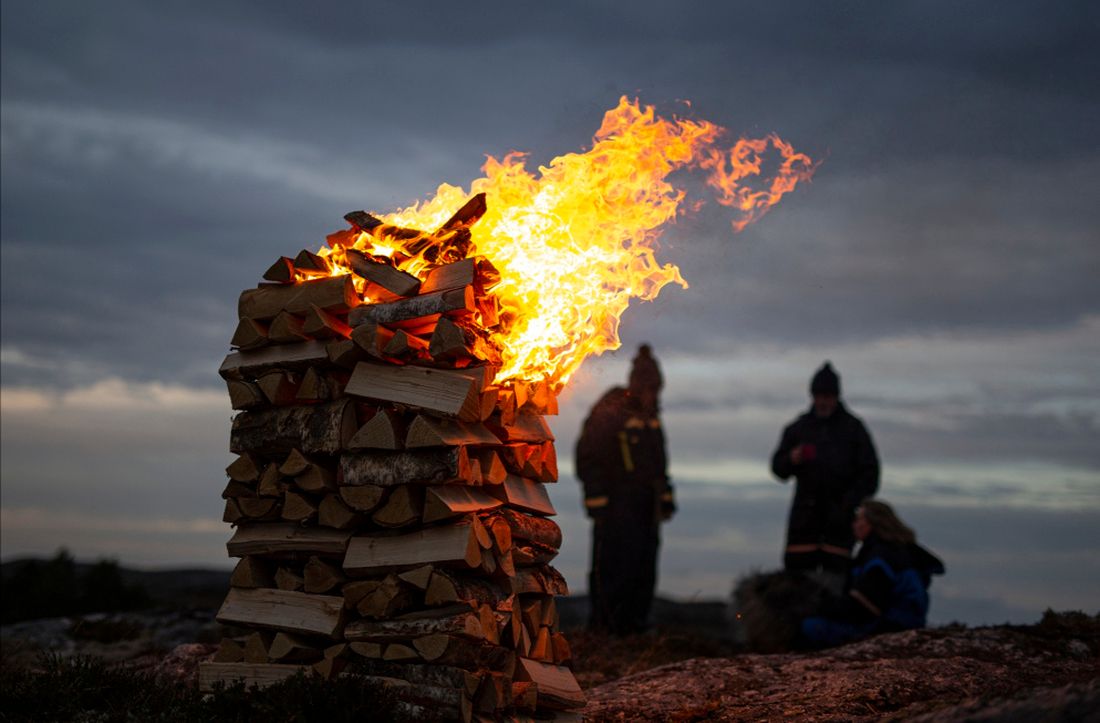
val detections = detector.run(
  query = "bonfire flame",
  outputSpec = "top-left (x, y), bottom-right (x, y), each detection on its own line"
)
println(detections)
top-left (318, 97), bottom-right (816, 387)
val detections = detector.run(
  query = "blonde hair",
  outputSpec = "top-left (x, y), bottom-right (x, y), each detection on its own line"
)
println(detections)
top-left (858, 499), bottom-right (916, 545)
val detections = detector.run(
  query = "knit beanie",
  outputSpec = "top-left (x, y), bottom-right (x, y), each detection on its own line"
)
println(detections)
top-left (810, 361), bottom-right (840, 396)
top-left (628, 344), bottom-right (663, 393)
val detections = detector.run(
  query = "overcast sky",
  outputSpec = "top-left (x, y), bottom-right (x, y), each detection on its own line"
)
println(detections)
top-left (3, 1), bottom-right (1098, 626)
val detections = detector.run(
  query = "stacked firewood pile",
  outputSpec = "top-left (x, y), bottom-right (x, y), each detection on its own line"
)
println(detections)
top-left (199, 198), bottom-right (585, 720)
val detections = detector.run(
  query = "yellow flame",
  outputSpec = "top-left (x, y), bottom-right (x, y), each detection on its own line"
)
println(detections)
top-left (321, 97), bottom-right (815, 386)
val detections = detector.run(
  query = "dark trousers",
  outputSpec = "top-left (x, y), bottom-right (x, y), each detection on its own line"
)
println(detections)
top-left (588, 513), bottom-right (659, 635)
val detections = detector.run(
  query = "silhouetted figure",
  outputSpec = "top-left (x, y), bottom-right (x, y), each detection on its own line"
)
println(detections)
top-left (771, 362), bottom-right (880, 585)
top-left (575, 344), bottom-right (675, 634)
top-left (801, 499), bottom-right (945, 647)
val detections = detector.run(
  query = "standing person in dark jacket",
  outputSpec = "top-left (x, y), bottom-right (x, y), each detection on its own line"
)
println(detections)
top-left (771, 362), bottom-right (880, 586)
top-left (575, 344), bottom-right (675, 635)
top-left (801, 499), bottom-right (945, 647)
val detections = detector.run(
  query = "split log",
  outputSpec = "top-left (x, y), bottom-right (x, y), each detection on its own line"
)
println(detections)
top-left (280, 491), bottom-right (318, 523)
top-left (436, 193), bottom-right (487, 234)
top-left (326, 338), bottom-right (366, 369)
top-left (340, 447), bottom-right (471, 487)
top-left (267, 311), bottom-right (308, 344)
top-left (513, 566), bottom-right (569, 597)
top-left (511, 681), bottom-right (538, 711)
top-left (343, 520), bottom-right (481, 574)
top-left (348, 408), bottom-right (405, 450)
top-left (372, 485), bottom-right (424, 528)
top-left (230, 399), bottom-right (356, 455)
top-left (477, 449), bottom-right (507, 485)
top-left (493, 508), bottom-right (562, 549)
top-left (342, 579), bottom-right (382, 609)
top-left (238, 497), bottom-right (279, 519)
top-left (304, 556), bottom-right (347, 594)
top-left (348, 286), bottom-right (474, 328)
top-left (257, 370), bottom-right (299, 406)
top-left (223, 478), bottom-right (254, 498)
top-left (425, 569), bottom-right (511, 607)
top-left (262, 256), bottom-right (295, 283)
top-left (551, 632), bottom-right (571, 665)
top-left (383, 643), bottom-right (419, 661)
top-left (231, 557), bottom-right (273, 589)
top-left (358, 574), bottom-right (416, 619)
top-left (197, 662), bottom-right (308, 693)
top-left (258, 465), bottom-right (290, 497)
top-left (382, 329), bottom-right (429, 359)
top-left (515, 658), bottom-right (585, 710)
top-left (293, 249), bottom-right (332, 276)
top-left (397, 564), bottom-right (435, 590)
top-left (474, 672), bottom-right (508, 714)
top-left (344, 609), bottom-right (485, 643)
top-left (345, 248), bottom-right (421, 297)
top-left (231, 318), bottom-right (269, 350)
top-left (269, 633), bottom-right (322, 662)
top-left (238, 275), bottom-right (357, 322)
top-left (428, 317), bottom-right (500, 364)
top-left (213, 637), bottom-right (245, 663)
top-left (405, 415), bottom-right (500, 448)
top-left (219, 340), bottom-right (330, 380)
top-left (420, 257), bottom-right (499, 295)
top-left (422, 486), bottom-right (502, 524)
top-left (216, 587), bottom-right (345, 638)
top-left (511, 545), bottom-right (557, 566)
top-left (413, 634), bottom-right (514, 672)
top-left (302, 304), bottom-right (351, 339)
top-left (489, 517), bottom-right (512, 554)
top-left (226, 454), bottom-right (262, 483)
top-left (489, 475), bottom-right (556, 516)
top-left (486, 412), bottom-right (555, 444)
top-left (227, 380), bottom-right (265, 410)
top-left (278, 449), bottom-right (310, 477)
top-left (243, 631), bottom-right (274, 663)
top-left (350, 323), bottom-right (395, 358)
top-left (538, 441), bottom-right (558, 483)
top-left (222, 499), bottom-right (243, 524)
top-left (348, 641), bottom-right (383, 658)
top-left (295, 367), bottom-right (334, 402)
top-left (338, 485), bottom-right (385, 513)
top-left (318, 494), bottom-right (363, 529)
top-left (294, 464), bottom-right (336, 494)
top-left (226, 522), bottom-right (351, 557)
top-left (345, 363), bottom-right (483, 422)
top-left (529, 626), bottom-right (552, 661)
top-left (274, 567), bottom-right (304, 591)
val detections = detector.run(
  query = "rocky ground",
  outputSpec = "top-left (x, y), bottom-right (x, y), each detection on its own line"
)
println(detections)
top-left (2, 602), bottom-right (1097, 721)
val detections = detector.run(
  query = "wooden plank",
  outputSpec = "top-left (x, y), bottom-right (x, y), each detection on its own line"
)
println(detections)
top-left (219, 340), bottom-right (330, 380)
top-left (197, 662), bottom-right (308, 692)
top-left (515, 658), bottom-right (584, 710)
top-left (226, 522), bottom-right (351, 557)
top-left (238, 275), bottom-right (358, 322)
top-left (216, 587), bottom-right (345, 638)
top-left (405, 415), bottom-right (500, 448)
top-left (345, 248), bottom-right (421, 297)
top-left (423, 486), bottom-right (502, 524)
top-left (340, 447), bottom-right (471, 487)
top-left (343, 521), bottom-right (481, 574)
top-left (345, 363), bottom-right (482, 422)
top-left (489, 475), bottom-right (556, 516)
top-left (347, 286), bottom-right (474, 328)
top-left (230, 399), bottom-right (356, 455)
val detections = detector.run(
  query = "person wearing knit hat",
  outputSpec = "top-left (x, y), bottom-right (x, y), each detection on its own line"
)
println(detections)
top-left (770, 361), bottom-right (880, 588)
top-left (575, 344), bottom-right (675, 635)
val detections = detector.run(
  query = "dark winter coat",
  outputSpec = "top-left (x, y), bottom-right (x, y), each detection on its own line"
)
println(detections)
top-left (575, 386), bottom-right (674, 633)
top-left (771, 402), bottom-right (880, 554)
top-left (845, 535), bottom-right (946, 629)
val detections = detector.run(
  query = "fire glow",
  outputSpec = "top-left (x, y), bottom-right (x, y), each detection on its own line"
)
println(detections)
top-left (319, 97), bottom-right (815, 387)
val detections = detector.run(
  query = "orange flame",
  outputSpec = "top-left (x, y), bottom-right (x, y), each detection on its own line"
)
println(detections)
top-left (321, 97), bottom-right (815, 386)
